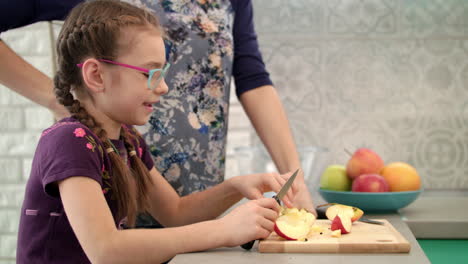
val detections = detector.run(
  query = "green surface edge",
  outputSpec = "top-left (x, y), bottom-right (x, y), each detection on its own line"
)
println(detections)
top-left (417, 239), bottom-right (468, 264)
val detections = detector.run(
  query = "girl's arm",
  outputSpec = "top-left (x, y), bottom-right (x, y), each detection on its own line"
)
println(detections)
top-left (145, 167), bottom-right (241, 227)
top-left (59, 176), bottom-right (279, 264)
top-left (145, 167), bottom-right (293, 227)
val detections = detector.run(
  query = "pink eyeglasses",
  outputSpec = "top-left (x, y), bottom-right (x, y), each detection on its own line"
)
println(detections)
top-left (77, 59), bottom-right (170, 90)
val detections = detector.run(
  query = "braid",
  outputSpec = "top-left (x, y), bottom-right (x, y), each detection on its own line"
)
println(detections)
top-left (53, 0), bottom-right (163, 227)
top-left (54, 71), bottom-right (137, 225)
top-left (121, 128), bottom-right (154, 217)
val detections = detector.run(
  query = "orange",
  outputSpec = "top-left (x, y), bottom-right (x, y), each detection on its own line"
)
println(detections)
top-left (380, 162), bottom-right (421, 192)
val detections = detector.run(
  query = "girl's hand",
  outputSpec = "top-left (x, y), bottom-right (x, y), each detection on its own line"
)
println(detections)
top-left (218, 198), bottom-right (280, 247)
top-left (230, 172), bottom-right (296, 208)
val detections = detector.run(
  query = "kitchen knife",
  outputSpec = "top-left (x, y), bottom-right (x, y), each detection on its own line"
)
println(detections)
top-left (241, 168), bottom-right (300, 250)
top-left (316, 205), bottom-right (384, 225)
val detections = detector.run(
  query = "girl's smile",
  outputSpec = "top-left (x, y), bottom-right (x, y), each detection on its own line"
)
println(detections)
top-left (143, 101), bottom-right (156, 112)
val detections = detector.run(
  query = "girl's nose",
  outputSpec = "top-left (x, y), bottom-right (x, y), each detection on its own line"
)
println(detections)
top-left (154, 78), bottom-right (169, 95)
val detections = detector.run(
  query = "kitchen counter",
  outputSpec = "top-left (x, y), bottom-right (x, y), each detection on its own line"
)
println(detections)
top-left (172, 189), bottom-right (468, 263)
top-left (399, 189), bottom-right (468, 239)
top-left (171, 212), bottom-right (430, 264)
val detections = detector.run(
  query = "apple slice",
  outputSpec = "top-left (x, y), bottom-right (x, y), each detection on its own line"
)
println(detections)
top-left (331, 229), bottom-right (342, 238)
top-left (325, 204), bottom-right (363, 222)
top-left (274, 209), bottom-right (316, 241)
top-left (331, 213), bottom-right (352, 234)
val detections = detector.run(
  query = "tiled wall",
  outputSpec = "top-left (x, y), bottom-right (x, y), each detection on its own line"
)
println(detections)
top-left (252, 0), bottom-right (468, 189)
top-left (1, 0), bottom-right (468, 261)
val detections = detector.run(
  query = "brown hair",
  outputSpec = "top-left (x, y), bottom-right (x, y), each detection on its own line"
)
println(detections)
top-left (54, 0), bottom-right (161, 226)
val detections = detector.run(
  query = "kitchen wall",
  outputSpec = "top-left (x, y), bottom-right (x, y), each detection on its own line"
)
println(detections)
top-left (1, 0), bottom-right (467, 262)
top-left (251, 0), bottom-right (468, 190)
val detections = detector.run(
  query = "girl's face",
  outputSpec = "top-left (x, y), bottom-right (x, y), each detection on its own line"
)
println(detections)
top-left (97, 26), bottom-right (168, 126)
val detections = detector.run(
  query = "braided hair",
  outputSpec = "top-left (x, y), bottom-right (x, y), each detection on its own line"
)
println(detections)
top-left (54, 0), bottom-right (161, 226)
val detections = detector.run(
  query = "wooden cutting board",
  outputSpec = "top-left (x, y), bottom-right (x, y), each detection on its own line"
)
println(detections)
top-left (259, 219), bottom-right (410, 253)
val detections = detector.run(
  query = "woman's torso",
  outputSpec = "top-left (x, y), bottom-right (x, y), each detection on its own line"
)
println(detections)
top-left (131, 0), bottom-right (235, 195)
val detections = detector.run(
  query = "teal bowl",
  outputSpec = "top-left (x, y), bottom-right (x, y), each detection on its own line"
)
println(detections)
top-left (318, 188), bottom-right (423, 212)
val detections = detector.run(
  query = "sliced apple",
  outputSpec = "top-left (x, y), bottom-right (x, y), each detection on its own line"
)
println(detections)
top-left (331, 213), bottom-right (352, 234)
top-left (331, 229), bottom-right (342, 238)
top-left (274, 208), bottom-right (316, 241)
top-left (325, 204), bottom-right (363, 222)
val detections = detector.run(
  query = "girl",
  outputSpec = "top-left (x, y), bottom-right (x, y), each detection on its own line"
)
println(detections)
top-left (16, 1), bottom-right (295, 263)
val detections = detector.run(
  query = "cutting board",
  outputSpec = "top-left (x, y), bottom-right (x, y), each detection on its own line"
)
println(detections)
top-left (259, 219), bottom-right (410, 253)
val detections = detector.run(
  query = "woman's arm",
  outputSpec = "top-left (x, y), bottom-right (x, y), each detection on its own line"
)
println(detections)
top-left (0, 40), bottom-right (68, 119)
top-left (239, 85), bottom-right (317, 215)
top-left (230, 0), bottom-right (317, 214)
top-left (59, 176), bottom-right (279, 264)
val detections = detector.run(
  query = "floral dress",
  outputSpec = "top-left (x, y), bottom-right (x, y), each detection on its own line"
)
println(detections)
top-left (129, 0), bottom-right (235, 196)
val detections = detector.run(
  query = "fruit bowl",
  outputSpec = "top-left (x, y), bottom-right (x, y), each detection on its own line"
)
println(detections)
top-left (318, 188), bottom-right (423, 212)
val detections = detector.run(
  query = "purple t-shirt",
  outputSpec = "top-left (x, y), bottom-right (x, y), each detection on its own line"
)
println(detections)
top-left (16, 117), bottom-right (154, 264)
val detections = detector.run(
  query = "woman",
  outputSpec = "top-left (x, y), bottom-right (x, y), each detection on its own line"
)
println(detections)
top-left (0, 0), bottom-right (316, 229)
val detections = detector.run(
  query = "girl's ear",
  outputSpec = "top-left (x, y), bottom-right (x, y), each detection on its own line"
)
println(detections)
top-left (81, 58), bottom-right (105, 93)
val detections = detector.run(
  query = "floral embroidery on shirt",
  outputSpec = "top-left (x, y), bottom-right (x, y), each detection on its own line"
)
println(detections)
top-left (73, 128), bottom-right (86, 137)
top-left (101, 161), bottom-right (112, 195)
top-left (84, 135), bottom-right (98, 152)
top-left (138, 147), bottom-right (143, 158)
top-left (41, 121), bottom-right (84, 137)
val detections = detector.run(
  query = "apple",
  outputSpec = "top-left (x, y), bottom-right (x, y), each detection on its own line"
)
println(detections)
top-left (325, 204), bottom-right (363, 222)
top-left (346, 148), bottom-right (384, 180)
top-left (352, 174), bottom-right (390, 192)
top-left (331, 213), bottom-right (352, 234)
top-left (380, 162), bottom-right (421, 192)
top-left (331, 229), bottom-right (342, 238)
top-left (274, 207), bottom-right (316, 241)
top-left (320, 165), bottom-right (351, 191)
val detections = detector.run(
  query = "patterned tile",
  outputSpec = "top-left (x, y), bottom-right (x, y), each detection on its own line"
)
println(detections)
top-left (326, 0), bottom-right (398, 36)
top-left (258, 38), bottom-right (323, 113)
top-left (251, 0), bottom-right (468, 189)
top-left (252, 0), bottom-right (323, 34)
top-left (322, 40), bottom-right (419, 115)
top-left (401, 0), bottom-right (468, 37)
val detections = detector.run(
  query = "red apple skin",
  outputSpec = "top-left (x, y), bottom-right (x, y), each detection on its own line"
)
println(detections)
top-left (273, 223), bottom-right (297, 241)
top-left (352, 174), bottom-right (390, 192)
top-left (346, 148), bottom-right (384, 180)
top-left (331, 215), bottom-right (351, 234)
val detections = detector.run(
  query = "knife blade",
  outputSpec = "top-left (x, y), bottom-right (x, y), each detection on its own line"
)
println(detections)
top-left (241, 168), bottom-right (300, 250)
top-left (273, 168), bottom-right (300, 205)
top-left (316, 206), bottom-right (384, 225)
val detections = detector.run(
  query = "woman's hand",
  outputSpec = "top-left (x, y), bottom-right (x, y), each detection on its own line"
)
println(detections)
top-left (229, 171), bottom-right (296, 208)
top-left (290, 181), bottom-right (317, 216)
top-left (218, 198), bottom-right (280, 247)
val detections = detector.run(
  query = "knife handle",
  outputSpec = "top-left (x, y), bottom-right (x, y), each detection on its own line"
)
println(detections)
top-left (316, 206), bottom-right (327, 219)
top-left (240, 240), bottom-right (255, 250)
